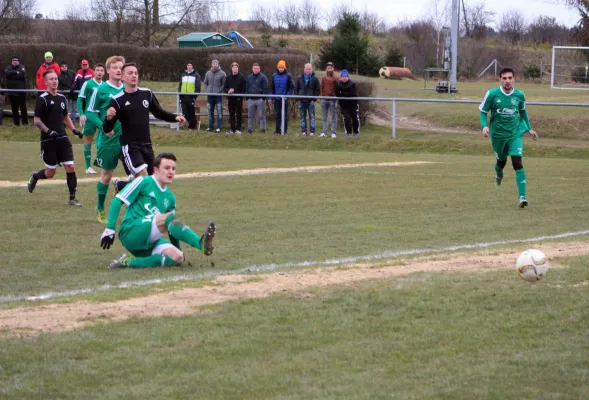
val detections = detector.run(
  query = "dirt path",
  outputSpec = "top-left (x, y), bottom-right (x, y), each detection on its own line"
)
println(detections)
top-left (0, 161), bottom-right (435, 188)
top-left (1, 242), bottom-right (586, 336)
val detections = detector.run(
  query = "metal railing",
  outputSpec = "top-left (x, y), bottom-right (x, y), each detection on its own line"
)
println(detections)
top-left (3, 88), bottom-right (589, 138)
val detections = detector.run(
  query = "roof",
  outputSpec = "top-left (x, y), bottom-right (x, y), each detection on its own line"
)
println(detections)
top-left (177, 32), bottom-right (231, 42)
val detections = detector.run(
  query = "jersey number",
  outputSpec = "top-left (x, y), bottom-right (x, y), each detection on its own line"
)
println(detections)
top-left (95, 158), bottom-right (103, 167)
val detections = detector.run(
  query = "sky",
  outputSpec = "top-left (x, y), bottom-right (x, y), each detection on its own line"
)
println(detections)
top-left (39, 0), bottom-right (580, 28)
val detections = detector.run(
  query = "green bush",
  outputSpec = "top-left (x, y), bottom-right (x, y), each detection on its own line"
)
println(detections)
top-left (523, 64), bottom-right (542, 79)
top-left (571, 66), bottom-right (589, 84)
top-left (0, 43), bottom-right (308, 85)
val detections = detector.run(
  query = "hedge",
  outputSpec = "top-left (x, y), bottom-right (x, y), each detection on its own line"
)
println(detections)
top-left (0, 43), bottom-right (308, 84)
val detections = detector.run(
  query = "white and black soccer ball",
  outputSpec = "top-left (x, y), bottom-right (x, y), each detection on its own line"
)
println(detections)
top-left (516, 249), bottom-right (549, 281)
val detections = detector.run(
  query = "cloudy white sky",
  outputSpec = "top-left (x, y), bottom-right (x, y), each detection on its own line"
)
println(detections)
top-left (39, 0), bottom-right (579, 28)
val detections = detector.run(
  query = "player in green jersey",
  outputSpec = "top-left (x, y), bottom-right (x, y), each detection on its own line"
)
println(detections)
top-left (479, 67), bottom-right (538, 208)
top-left (93, 56), bottom-right (126, 223)
top-left (77, 63), bottom-right (105, 174)
top-left (100, 152), bottom-right (216, 269)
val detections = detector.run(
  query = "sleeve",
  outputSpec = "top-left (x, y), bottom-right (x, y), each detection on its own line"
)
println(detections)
top-left (220, 72), bottom-right (226, 93)
top-left (195, 73), bottom-right (201, 95)
top-left (223, 75), bottom-right (229, 93)
top-left (480, 112), bottom-right (488, 128)
top-left (351, 82), bottom-right (357, 97)
top-left (178, 75), bottom-right (182, 93)
top-left (35, 67), bottom-right (44, 89)
top-left (203, 72), bottom-right (209, 91)
top-left (240, 76), bottom-right (247, 94)
top-left (62, 98), bottom-right (68, 116)
top-left (320, 76), bottom-right (325, 96)
top-left (263, 76), bottom-right (270, 95)
top-left (77, 81), bottom-right (88, 114)
top-left (269, 74), bottom-right (275, 94)
top-left (78, 80), bottom-right (88, 98)
top-left (34, 96), bottom-right (45, 118)
top-left (314, 78), bottom-right (320, 97)
top-left (115, 176), bottom-right (144, 206)
top-left (149, 92), bottom-right (177, 122)
top-left (287, 74), bottom-right (294, 95)
top-left (520, 106), bottom-right (532, 131)
top-left (4, 67), bottom-right (15, 79)
top-left (102, 97), bottom-right (120, 133)
top-left (294, 77), bottom-right (299, 96)
top-left (106, 197), bottom-right (124, 230)
top-left (479, 90), bottom-right (492, 113)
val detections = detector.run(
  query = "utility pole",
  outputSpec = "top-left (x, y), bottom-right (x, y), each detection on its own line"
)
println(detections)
top-left (449, 0), bottom-right (459, 93)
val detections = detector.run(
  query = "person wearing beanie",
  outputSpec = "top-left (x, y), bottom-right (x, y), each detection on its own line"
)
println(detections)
top-left (336, 70), bottom-right (360, 136)
top-left (178, 62), bottom-right (201, 130)
top-left (4, 56), bottom-right (28, 126)
top-left (270, 60), bottom-right (294, 135)
top-left (320, 62), bottom-right (338, 138)
top-left (36, 51), bottom-right (61, 90)
top-left (223, 62), bottom-right (247, 134)
top-left (203, 59), bottom-right (226, 132)
top-left (294, 63), bottom-right (320, 136)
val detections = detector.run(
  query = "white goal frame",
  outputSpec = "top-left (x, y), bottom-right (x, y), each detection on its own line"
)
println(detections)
top-left (551, 46), bottom-right (589, 90)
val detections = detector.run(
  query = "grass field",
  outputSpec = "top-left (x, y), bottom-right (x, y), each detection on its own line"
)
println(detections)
top-left (1, 81), bottom-right (589, 398)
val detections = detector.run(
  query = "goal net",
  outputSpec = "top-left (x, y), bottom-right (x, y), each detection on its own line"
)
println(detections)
top-left (551, 46), bottom-right (589, 90)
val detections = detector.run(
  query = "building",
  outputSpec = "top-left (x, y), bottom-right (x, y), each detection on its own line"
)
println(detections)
top-left (177, 32), bottom-right (234, 48)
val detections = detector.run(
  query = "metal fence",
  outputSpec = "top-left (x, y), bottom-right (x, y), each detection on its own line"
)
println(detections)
top-left (3, 88), bottom-right (589, 138)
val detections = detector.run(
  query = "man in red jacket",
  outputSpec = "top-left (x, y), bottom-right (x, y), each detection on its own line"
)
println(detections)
top-left (36, 52), bottom-right (61, 91)
top-left (75, 59), bottom-right (94, 83)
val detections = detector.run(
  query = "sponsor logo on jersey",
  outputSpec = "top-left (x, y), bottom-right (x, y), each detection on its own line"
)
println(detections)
top-left (149, 191), bottom-right (155, 198)
top-left (144, 203), bottom-right (161, 216)
top-left (61, 102), bottom-right (65, 109)
top-left (142, 100), bottom-right (149, 108)
top-left (164, 198), bottom-right (169, 208)
top-left (511, 98), bottom-right (517, 105)
top-left (499, 108), bottom-right (516, 115)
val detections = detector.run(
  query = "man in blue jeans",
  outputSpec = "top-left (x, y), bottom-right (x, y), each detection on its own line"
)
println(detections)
top-left (203, 59), bottom-right (226, 133)
top-left (271, 60), bottom-right (294, 135)
top-left (294, 63), bottom-right (320, 136)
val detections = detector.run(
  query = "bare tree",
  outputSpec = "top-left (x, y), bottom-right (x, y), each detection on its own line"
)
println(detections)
top-left (401, 19), bottom-right (438, 71)
top-left (465, 3), bottom-right (495, 40)
top-left (327, 4), bottom-right (353, 30)
top-left (360, 9), bottom-right (385, 35)
top-left (0, 0), bottom-right (36, 35)
top-left (249, 6), bottom-right (273, 29)
top-left (299, 0), bottom-right (321, 33)
top-left (527, 15), bottom-right (571, 45)
top-left (427, 0), bottom-right (450, 65)
top-left (281, 2), bottom-right (300, 33)
top-left (499, 10), bottom-right (526, 46)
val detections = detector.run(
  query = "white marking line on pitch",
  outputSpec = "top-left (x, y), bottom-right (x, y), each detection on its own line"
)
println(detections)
top-left (0, 161), bottom-right (437, 188)
top-left (2, 229), bottom-right (589, 304)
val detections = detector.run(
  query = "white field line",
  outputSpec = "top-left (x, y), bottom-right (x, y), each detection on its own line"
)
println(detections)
top-left (2, 229), bottom-right (589, 304)
top-left (362, 171), bottom-right (580, 180)
top-left (0, 161), bottom-right (436, 188)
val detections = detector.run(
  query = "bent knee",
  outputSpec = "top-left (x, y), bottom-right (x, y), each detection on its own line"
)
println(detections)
top-left (45, 169), bottom-right (56, 178)
top-left (163, 247), bottom-right (184, 264)
top-left (64, 165), bottom-right (76, 173)
top-left (511, 156), bottom-right (523, 170)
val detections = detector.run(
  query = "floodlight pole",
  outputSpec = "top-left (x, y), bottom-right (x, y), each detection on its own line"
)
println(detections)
top-left (449, 0), bottom-right (459, 93)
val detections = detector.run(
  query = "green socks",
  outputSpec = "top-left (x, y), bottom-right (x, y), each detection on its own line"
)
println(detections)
top-left (165, 214), bottom-right (202, 250)
top-left (84, 144), bottom-right (92, 169)
top-left (495, 162), bottom-right (504, 179)
top-left (128, 254), bottom-right (179, 268)
top-left (97, 181), bottom-right (109, 211)
top-left (515, 168), bottom-right (527, 198)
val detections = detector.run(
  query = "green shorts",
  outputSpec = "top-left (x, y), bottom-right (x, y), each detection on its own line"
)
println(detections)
top-left (491, 136), bottom-right (523, 161)
top-left (119, 217), bottom-right (171, 258)
top-left (82, 113), bottom-right (101, 137)
top-left (94, 145), bottom-right (121, 171)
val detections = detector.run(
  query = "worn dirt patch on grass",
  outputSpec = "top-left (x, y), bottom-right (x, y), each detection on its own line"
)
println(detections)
top-left (0, 161), bottom-right (436, 187)
top-left (0, 242), bottom-right (586, 336)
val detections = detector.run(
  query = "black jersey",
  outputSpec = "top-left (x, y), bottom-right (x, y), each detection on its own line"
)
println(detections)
top-left (34, 92), bottom-right (68, 141)
top-left (102, 87), bottom-right (177, 146)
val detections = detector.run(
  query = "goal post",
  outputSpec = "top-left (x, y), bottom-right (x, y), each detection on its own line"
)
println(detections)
top-left (551, 46), bottom-right (589, 90)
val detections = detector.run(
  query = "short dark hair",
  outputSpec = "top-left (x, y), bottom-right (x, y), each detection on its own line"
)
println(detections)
top-left (43, 69), bottom-right (57, 78)
top-left (154, 152), bottom-right (177, 168)
top-left (94, 63), bottom-right (105, 70)
top-left (499, 67), bottom-right (515, 77)
top-left (122, 62), bottom-right (137, 72)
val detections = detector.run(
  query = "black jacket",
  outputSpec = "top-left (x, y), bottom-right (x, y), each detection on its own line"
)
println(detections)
top-left (224, 72), bottom-right (247, 100)
top-left (336, 80), bottom-right (358, 106)
top-left (245, 73), bottom-right (269, 100)
top-left (294, 72), bottom-right (320, 102)
top-left (4, 64), bottom-right (27, 95)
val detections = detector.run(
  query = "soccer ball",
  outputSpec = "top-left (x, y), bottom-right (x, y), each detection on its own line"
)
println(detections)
top-left (516, 249), bottom-right (549, 281)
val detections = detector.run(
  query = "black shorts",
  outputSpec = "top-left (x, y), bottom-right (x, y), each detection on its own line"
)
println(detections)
top-left (121, 143), bottom-right (154, 176)
top-left (40, 138), bottom-right (74, 169)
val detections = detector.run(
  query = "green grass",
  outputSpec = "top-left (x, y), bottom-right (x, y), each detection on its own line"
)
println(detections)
top-left (2, 139), bottom-right (589, 300)
top-left (1, 260), bottom-right (588, 399)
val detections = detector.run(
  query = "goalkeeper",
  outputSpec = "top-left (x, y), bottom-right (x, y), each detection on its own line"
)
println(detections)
top-left (100, 152), bottom-right (215, 269)
top-left (479, 67), bottom-right (538, 208)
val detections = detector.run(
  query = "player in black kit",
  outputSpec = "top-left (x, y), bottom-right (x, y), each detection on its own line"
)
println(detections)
top-left (28, 69), bottom-right (84, 206)
top-left (103, 63), bottom-right (186, 191)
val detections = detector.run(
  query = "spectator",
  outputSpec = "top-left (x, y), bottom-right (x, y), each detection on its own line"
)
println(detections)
top-left (245, 63), bottom-right (269, 134)
top-left (4, 56), bottom-right (28, 126)
top-left (336, 70), bottom-right (360, 137)
top-left (320, 62), bottom-right (338, 138)
top-left (203, 59), bottom-right (226, 133)
top-left (71, 59), bottom-right (95, 117)
top-left (270, 60), bottom-right (294, 135)
top-left (224, 61), bottom-right (246, 134)
top-left (57, 61), bottom-right (78, 121)
top-left (178, 62), bottom-right (201, 130)
top-left (294, 63), bottom-right (320, 136)
top-left (35, 51), bottom-right (61, 91)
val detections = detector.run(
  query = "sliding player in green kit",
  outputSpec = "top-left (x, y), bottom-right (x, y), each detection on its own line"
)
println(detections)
top-left (479, 67), bottom-right (538, 208)
top-left (100, 152), bottom-right (216, 269)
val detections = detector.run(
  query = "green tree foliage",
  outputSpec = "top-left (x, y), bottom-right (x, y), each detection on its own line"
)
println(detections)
top-left (318, 12), bottom-right (381, 76)
top-left (384, 46), bottom-right (404, 67)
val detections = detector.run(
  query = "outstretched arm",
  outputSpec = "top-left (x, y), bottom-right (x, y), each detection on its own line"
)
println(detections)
top-left (101, 197), bottom-right (124, 249)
